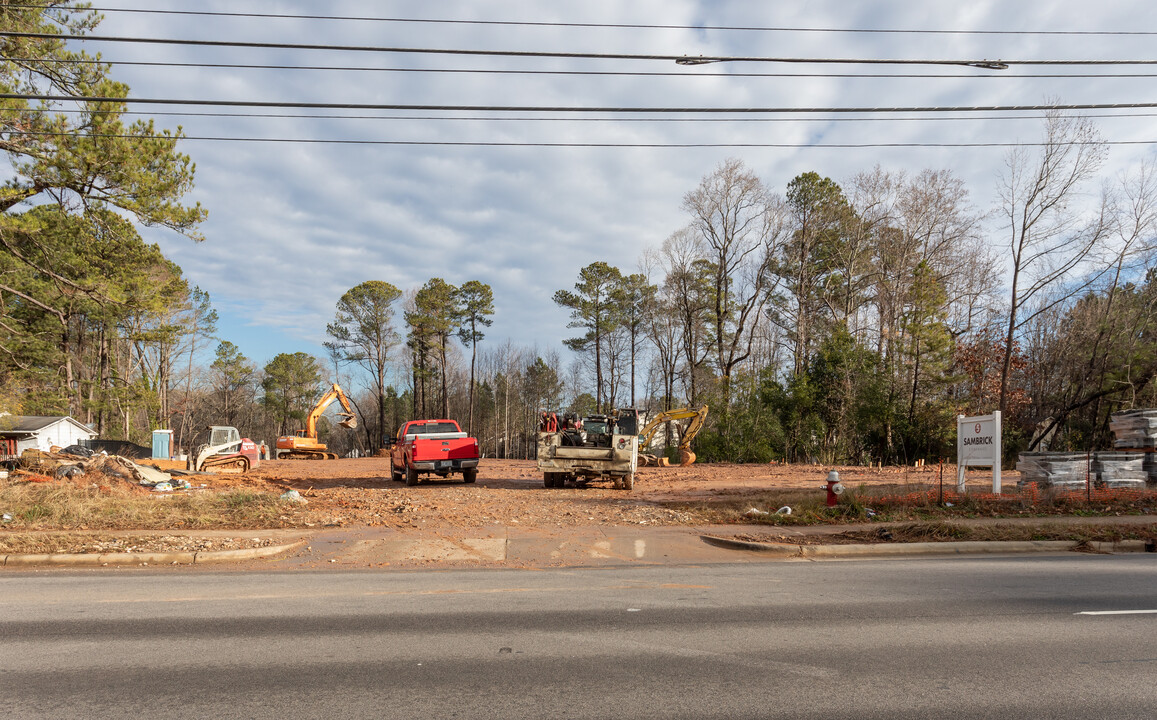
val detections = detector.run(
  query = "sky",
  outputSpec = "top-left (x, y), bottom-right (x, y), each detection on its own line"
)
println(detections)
top-left (70, 1), bottom-right (1157, 373)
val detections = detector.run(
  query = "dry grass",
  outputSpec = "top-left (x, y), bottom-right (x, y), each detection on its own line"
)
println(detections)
top-left (662, 483), bottom-right (1157, 526)
top-left (828, 521), bottom-right (1157, 544)
top-left (0, 480), bottom-right (294, 530)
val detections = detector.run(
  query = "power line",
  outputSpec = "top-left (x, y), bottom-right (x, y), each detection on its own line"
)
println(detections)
top-left (14, 31), bottom-right (1157, 69)
top-left (8, 93), bottom-right (1157, 114)
top-left (13, 56), bottom-right (1157, 80)
top-left (6, 129), bottom-right (1154, 148)
top-left (17, 5), bottom-right (1157, 37)
top-left (18, 106), bottom-right (1157, 124)
top-left (11, 30), bottom-right (1157, 69)
top-left (0, 31), bottom-right (1020, 69)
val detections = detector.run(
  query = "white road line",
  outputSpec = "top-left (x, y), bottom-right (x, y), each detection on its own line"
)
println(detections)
top-left (1076, 610), bottom-right (1157, 616)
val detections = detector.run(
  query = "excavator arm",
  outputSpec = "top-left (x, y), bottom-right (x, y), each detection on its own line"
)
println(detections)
top-left (305, 383), bottom-right (359, 437)
top-left (638, 405), bottom-right (708, 466)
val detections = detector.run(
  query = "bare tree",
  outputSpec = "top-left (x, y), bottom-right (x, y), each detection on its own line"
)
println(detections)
top-left (1027, 159), bottom-right (1157, 447)
top-left (656, 227), bottom-right (713, 406)
top-left (997, 110), bottom-right (1110, 414)
top-left (681, 158), bottom-right (785, 407)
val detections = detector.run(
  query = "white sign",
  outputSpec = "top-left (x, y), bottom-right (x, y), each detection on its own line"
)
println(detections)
top-left (957, 412), bottom-right (1002, 493)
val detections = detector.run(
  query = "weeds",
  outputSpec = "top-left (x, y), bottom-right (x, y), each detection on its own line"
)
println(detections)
top-left (0, 481), bottom-right (298, 530)
top-left (664, 483), bottom-right (1157, 527)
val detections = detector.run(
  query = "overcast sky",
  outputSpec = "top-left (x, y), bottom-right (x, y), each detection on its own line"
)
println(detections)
top-left (81, 1), bottom-right (1157, 372)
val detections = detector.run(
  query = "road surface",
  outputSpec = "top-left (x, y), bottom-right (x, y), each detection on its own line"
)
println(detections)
top-left (4, 554), bottom-right (1156, 718)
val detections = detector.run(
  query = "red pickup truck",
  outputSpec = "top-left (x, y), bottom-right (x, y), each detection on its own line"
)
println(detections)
top-left (389, 419), bottom-right (480, 486)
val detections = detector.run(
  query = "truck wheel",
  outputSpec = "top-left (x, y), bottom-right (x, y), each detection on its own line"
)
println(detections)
top-left (391, 467), bottom-right (402, 482)
top-left (621, 473), bottom-right (635, 490)
top-left (463, 468), bottom-right (477, 484)
top-left (406, 466), bottom-right (419, 486)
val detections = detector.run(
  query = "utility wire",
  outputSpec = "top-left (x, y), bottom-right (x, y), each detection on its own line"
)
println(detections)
top-left (12, 31), bottom-right (1157, 69)
top-left (0, 32), bottom-right (1020, 70)
top-left (12, 56), bottom-right (1157, 79)
top-left (16, 5), bottom-right (1157, 37)
top-left (5, 129), bottom-right (1153, 148)
top-left (10, 30), bottom-right (1157, 69)
top-left (14, 107), bottom-right (1157, 124)
top-left (7, 94), bottom-right (1157, 114)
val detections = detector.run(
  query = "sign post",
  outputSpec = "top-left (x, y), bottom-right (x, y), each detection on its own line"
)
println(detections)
top-left (956, 411), bottom-right (1002, 494)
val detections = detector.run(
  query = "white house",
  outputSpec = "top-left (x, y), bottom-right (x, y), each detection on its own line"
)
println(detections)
top-left (0, 414), bottom-right (98, 456)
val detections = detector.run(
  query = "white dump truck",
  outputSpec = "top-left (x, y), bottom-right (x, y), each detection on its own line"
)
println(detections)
top-left (536, 408), bottom-right (639, 490)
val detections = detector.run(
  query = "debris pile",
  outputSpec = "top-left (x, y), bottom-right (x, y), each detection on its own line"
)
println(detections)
top-left (5, 447), bottom-right (189, 491)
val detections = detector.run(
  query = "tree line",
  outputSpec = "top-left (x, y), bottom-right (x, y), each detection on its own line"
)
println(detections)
top-left (4, 5), bottom-right (1155, 464)
top-left (553, 119), bottom-right (1157, 464)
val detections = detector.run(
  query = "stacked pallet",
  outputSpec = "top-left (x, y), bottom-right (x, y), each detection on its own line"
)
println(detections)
top-left (1015, 452), bottom-right (1090, 489)
top-left (1091, 452), bottom-right (1148, 489)
top-left (1109, 409), bottom-right (1157, 449)
top-left (1108, 410), bottom-right (1157, 484)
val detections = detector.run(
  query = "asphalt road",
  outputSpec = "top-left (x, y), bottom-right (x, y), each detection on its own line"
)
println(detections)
top-left (3, 555), bottom-right (1156, 719)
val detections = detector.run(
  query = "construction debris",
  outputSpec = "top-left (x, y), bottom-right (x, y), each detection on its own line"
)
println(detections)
top-left (10, 447), bottom-right (176, 489)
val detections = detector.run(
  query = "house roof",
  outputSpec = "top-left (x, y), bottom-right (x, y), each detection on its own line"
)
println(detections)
top-left (0, 415), bottom-right (97, 437)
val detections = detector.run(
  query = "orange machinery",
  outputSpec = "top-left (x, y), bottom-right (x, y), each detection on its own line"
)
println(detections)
top-left (275, 383), bottom-right (358, 460)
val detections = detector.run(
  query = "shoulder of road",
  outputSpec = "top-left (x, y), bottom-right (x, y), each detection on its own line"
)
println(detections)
top-left (2, 516), bottom-right (1154, 568)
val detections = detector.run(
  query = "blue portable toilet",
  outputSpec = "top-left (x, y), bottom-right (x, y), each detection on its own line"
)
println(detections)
top-left (152, 429), bottom-right (173, 459)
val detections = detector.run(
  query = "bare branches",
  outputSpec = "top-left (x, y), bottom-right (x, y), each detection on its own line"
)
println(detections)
top-left (997, 109), bottom-right (1110, 414)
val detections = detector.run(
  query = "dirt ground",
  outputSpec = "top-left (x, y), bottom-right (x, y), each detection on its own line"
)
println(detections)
top-left (166, 457), bottom-right (1005, 531)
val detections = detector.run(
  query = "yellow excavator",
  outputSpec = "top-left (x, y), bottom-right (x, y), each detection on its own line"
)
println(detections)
top-left (275, 383), bottom-right (358, 460)
top-left (638, 405), bottom-right (708, 466)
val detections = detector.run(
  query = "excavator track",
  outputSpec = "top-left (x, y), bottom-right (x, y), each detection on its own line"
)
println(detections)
top-left (199, 455), bottom-right (250, 473)
top-left (276, 451), bottom-right (338, 460)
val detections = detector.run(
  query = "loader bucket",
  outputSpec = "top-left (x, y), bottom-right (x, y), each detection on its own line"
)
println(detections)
top-left (339, 414), bottom-right (358, 429)
top-left (679, 449), bottom-right (696, 466)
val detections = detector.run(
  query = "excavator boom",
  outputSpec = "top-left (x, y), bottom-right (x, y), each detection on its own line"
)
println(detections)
top-left (305, 383), bottom-right (358, 436)
top-left (638, 405), bottom-right (708, 466)
top-left (276, 382), bottom-right (358, 459)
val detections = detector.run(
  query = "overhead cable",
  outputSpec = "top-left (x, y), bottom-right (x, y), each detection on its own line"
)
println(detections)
top-left (15, 5), bottom-right (1157, 37)
top-left (5, 129), bottom-right (1152, 148)
top-left (0, 32), bottom-right (1019, 69)
top-left (18, 107), bottom-right (1157, 124)
top-left (11, 30), bottom-right (1157, 69)
top-left (11, 56), bottom-right (1157, 79)
top-left (7, 93), bottom-right (1157, 114)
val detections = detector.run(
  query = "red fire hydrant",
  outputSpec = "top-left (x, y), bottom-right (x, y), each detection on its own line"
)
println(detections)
top-left (824, 471), bottom-right (845, 507)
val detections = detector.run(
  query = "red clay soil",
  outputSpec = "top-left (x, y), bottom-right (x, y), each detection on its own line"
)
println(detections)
top-left (155, 457), bottom-right (1006, 531)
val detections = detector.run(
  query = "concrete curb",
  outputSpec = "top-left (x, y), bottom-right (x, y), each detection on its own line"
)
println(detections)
top-left (700, 535), bottom-right (1154, 558)
top-left (193, 540), bottom-right (309, 564)
top-left (1, 540), bottom-right (307, 567)
top-left (700, 535), bottom-right (802, 555)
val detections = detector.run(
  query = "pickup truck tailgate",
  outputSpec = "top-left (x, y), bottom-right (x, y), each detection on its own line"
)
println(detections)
top-left (411, 437), bottom-right (476, 461)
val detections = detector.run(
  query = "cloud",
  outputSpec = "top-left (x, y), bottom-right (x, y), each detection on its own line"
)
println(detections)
top-left (104, 0), bottom-right (1157, 368)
